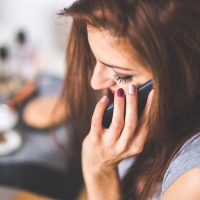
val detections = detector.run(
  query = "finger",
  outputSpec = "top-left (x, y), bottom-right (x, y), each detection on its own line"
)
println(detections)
top-left (91, 96), bottom-right (109, 133)
top-left (116, 89), bottom-right (154, 158)
top-left (124, 84), bottom-right (138, 130)
top-left (109, 88), bottom-right (125, 138)
top-left (128, 89), bottom-right (154, 153)
top-left (118, 84), bottom-right (138, 145)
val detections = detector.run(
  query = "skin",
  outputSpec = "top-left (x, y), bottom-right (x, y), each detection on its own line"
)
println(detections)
top-left (82, 27), bottom-right (200, 200)
top-left (88, 27), bottom-right (152, 92)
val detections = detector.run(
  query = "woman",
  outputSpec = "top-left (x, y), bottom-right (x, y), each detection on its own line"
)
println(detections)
top-left (61, 0), bottom-right (200, 199)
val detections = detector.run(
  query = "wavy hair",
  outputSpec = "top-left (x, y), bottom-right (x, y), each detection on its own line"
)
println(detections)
top-left (60, 0), bottom-right (200, 199)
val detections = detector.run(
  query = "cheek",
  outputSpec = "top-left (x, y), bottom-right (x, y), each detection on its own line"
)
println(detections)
top-left (112, 83), bottom-right (129, 94)
top-left (121, 85), bottom-right (130, 95)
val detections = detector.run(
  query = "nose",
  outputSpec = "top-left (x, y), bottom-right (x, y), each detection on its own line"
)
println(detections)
top-left (90, 63), bottom-right (115, 90)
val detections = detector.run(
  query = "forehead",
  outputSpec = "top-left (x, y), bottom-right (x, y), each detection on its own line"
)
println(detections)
top-left (87, 26), bottom-right (148, 71)
top-left (87, 26), bottom-right (119, 41)
top-left (87, 27), bottom-right (133, 62)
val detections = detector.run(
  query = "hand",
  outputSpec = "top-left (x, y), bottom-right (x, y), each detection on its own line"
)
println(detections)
top-left (82, 84), bottom-right (154, 178)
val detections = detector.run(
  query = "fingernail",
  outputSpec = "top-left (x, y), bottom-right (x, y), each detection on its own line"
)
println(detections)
top-left (100, 96), bottom-right (108, 103)
top-left (116, 88), bottom-right (124, 97)
top-left (128, 84), bottom-right (135, 95)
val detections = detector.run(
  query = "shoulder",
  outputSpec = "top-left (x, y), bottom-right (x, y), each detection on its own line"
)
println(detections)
top-left (161, 167), bottom-right (200, 200)
top-left (161, 132), bottom-right (200, 200)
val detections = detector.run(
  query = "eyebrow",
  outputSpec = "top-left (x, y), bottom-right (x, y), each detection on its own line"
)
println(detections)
top-left (100, 61), bottom-right (133, 72)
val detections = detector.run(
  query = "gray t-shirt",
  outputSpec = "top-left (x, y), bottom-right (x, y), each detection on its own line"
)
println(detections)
top-left (118, 132), bottom-right (200, 199)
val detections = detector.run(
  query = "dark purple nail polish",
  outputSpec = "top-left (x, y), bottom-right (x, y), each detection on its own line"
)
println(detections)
top-left (117, 88), bottom-right (124, 97)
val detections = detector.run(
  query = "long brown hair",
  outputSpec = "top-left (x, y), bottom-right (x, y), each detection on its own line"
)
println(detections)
top-left (60, 0), bottom-right (200, 199)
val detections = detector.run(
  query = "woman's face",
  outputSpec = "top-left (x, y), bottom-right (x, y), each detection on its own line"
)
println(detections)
top-left (87, 27), bottom-right (153, 94)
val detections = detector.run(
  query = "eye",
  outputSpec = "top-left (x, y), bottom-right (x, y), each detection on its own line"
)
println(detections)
top-left (113, 73), bottom-right (133, 84)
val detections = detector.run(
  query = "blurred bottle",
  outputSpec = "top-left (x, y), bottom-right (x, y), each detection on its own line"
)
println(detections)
top-left (0, 46), bottom-right (22, 102)
top-left (14, 30), bottom-right (39, 81)
top-left (0, 46), bottom-right (10, 75)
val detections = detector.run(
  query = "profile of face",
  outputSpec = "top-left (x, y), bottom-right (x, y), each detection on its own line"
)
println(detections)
top-left (87, 26), bottom-right (153, 94)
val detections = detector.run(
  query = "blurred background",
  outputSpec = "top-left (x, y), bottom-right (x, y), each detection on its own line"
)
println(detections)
top-left (0, 0), bottom-right (85, 199)
top-left (0, 0), bottom-right (73, 77)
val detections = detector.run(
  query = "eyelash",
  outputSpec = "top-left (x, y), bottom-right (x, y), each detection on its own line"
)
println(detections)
top-left (113, 73), bottom-right (133, 84)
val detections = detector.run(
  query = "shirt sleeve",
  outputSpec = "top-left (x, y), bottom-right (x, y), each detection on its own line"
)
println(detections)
top-left (160, 133), bottom-right (200, 198)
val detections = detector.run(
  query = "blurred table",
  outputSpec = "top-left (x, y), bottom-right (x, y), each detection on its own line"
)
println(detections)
top-left (0, 186), bottom-right (51, 200)
top-left (0, 74), bottom-right (83, 200)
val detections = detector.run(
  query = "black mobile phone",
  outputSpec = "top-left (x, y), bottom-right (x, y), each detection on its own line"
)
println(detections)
top-left (102, 80), bottom-right (153, 128)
